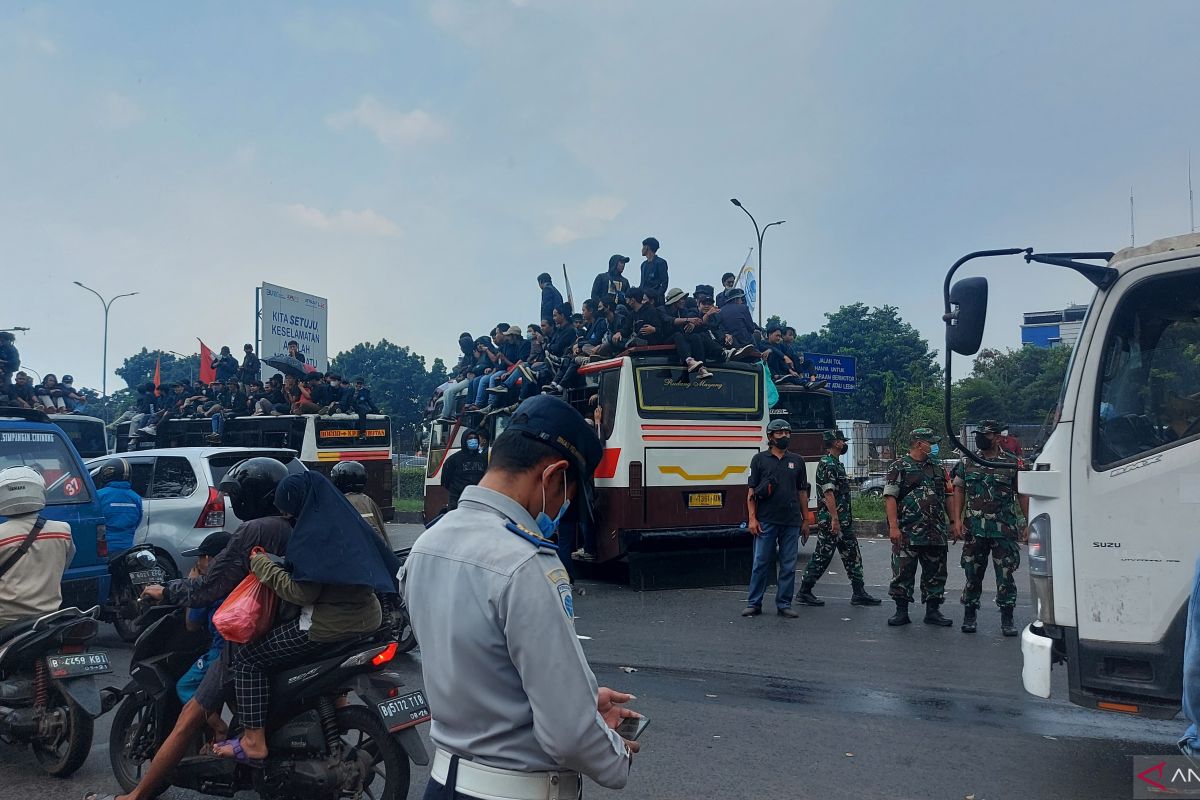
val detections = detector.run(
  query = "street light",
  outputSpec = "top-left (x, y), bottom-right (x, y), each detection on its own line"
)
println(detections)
top-left (73, 282), bottom-right (138, 399)
top-left (730, 198), bottom-right (784, 329)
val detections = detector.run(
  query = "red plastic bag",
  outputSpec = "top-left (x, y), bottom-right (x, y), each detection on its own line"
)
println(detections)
top-left (212, 550), bottom-right (278, 644)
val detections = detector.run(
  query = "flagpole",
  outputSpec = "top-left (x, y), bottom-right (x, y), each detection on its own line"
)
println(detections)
top-left (1130, 188), bottom-right (1136, 247)
top-left (1190, 151), bottom-right (1194, 233)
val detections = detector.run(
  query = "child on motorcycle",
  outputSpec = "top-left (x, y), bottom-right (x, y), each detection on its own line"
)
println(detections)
top-left (175, 531), bottom-right (232, 743)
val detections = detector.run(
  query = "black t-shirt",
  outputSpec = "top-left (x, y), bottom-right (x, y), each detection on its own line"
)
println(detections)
top-left (748, 449), bottom-right (810, 526)
top-left (441, 449), bottom-right (488, 508)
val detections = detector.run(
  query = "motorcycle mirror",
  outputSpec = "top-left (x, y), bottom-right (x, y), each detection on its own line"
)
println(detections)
top-left (946, 277), bottom-right (988, 356)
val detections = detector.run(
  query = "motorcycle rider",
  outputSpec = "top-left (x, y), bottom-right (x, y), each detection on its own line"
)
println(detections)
top-left (95, 457), bottom-right (292, 800)
top-left (0, 467), bottom-right (75, 630)
top-left (331, 460), bottom-right (387, 539)
top-left (95, 458), bottom-right (143, 554)
top-left (176, 530), bottom-right (232, 741)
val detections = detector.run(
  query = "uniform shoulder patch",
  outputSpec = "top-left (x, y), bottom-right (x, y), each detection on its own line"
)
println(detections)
top-left (545, 567), bottom-right (574, 620)
top-left (505, 521), bottom-right (557, 551)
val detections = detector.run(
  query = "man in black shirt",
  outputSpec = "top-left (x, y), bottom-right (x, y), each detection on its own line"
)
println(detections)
top-left (591, 255), bottom-right (630, 304)
top-left (639, 237), bottom-right (669, 304)
top-left (239, 344), bottom-right (261, 384)
top-left (715, 272), bottom-right (738, 308)
top-left (624, 287), bottom-right (664, 346)
top-left (743, 419), bottom-right (810, 618)
top-left (439, 429), bottom-right (488, 510)
top-left (538, 273), bottom-right (565, 324)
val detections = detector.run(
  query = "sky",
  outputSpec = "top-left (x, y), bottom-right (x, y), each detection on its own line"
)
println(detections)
top-left (5, 0), bottom-right (1200, 393)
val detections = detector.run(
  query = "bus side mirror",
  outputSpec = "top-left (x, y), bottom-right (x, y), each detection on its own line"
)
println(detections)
top-left (946, 277), bottom-right (988, 356)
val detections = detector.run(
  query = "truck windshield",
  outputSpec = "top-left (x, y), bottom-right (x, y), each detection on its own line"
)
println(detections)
top-left (634, 365), bottom-right (762, 420)
top-left (0, 430), bottom-right (91, 505)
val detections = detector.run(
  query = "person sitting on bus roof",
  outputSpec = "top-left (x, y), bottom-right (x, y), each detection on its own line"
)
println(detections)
top-left (662, 287), bottom-right (716, 379)
top-left (9, 371), bottom-right (34, 409)
top-left (696, 284), bottom-right (755, 362)
top-left (440, 428), bottom-right (488, 511)
top-left (764, 326), bottom-right (803, 385)
top-left (781, 328), bottom-right (826, 390)
top-left (33, 373), bottom-right (68, 413)
top-left (474, 325), bottom-right (528, 408)
top-left (137, 381), bottom-right (190, 437)
top-left (715, 272), bottom-right (738, 308)
top-left (213, 346), bottom-right (240, 383)
top-left (60, 375), bottom-right (91, 414)
top-left (0, 331), bottom-right (18, 405)
top-left (206, 379), bottom-right (250, 443)
top-left (719, 287), bottom-right (759, 349)
top-left (348, 376), bottom-right (379, 438)
top-left (544, 301), bottom-right (603, 396)
top-left (624, 287), bottom-right (665, 348)
top-left (538, 272), bottom-right (565, 324)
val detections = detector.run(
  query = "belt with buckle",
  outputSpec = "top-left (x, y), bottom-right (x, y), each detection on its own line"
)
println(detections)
top-left (430, 748), bottom-right (582, 800)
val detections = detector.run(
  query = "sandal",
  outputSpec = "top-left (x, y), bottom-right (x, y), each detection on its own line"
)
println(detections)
top-left (211, 737), bottom-right (265, 767)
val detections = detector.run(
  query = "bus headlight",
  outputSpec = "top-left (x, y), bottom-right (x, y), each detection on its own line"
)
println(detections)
top-left (1028, 514), bottom-right (1051, 577)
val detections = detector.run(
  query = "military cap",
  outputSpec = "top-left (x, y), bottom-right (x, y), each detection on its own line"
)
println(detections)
top-left (977, 420), bottom-right (1004, 434)
top-left (823, 429), bottom-right (846, 444)
top-left (910, 427), bottom-right (942, 443)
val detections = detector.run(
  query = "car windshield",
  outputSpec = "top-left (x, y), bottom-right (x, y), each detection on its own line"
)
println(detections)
top-left (206, 453), bottom-right (303, 486)
top-left (0, 429), bottom-right (91, 505)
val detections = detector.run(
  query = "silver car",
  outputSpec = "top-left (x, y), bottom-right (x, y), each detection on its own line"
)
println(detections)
top-left (86, 447), bottom-right (305, 576)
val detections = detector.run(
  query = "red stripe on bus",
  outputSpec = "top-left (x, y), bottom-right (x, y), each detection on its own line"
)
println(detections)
top-left (641, 435), bottom-right (763, 442)
top-left (639, 424), bottom-right (762, 432)
top-left (594, 448), bottom-right (621, 479)
top-left (577, 359), bottom-right (623, 375)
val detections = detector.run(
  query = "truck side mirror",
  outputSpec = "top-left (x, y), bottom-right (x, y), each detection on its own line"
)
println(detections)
top-left (946, 277), bottom-right (988, 356)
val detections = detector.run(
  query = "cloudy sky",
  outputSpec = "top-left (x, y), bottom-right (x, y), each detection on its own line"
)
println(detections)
top-left (5, 1), bottom-right (1199, 392)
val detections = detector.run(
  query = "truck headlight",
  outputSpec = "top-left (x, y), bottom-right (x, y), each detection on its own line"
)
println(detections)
top-left (1028, 513), bottom-right (1051, 577)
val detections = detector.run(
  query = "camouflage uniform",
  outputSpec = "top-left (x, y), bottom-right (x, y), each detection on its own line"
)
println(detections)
top-left (885, 450), bottom-right (950, 605)
top-left (954, 446), bottom-right (1024, 610)
top-left (801, 453), bottom-right (864, 586)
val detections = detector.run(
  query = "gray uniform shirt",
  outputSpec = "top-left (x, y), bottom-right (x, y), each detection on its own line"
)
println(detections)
top-left (400, 485), bottom-right (630, 789)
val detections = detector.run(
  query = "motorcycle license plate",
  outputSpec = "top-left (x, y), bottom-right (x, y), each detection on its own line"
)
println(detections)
top-left (377, 690), bottom-right (430, 732)
top-left (46, 652), bottom-right (111, 678)
top-left (687, 492), bottom-right (723, 509)
top-left (130, 568), bottom-right (165, 586)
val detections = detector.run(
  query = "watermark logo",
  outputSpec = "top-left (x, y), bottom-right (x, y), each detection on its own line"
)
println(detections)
top-left (1134, 756), bottom-right (1200, 797)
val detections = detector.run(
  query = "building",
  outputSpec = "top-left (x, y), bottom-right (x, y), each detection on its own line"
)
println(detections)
top-left (1021, 303), bottom-right (1088, 348)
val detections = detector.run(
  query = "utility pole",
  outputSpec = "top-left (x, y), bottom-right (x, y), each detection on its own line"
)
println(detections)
top-left (1130, 189), bottom-right (1136, 247)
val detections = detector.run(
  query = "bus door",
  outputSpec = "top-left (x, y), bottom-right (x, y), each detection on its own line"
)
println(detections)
top-left (1069, 264), bottom-right (1200, 708)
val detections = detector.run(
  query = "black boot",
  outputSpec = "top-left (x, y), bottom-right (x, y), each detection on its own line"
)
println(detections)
top-left (887, 601), bottom-right (911, 626)
top-left (795, 583), bottom-right (825, 606)
top-left (961, 606), bottom-right (977, 633)
top-left (1001, 607), bottom-right (1018, 637)
top-left (850, 582), bottom-right (881, 606)
top-left (923, 600), bottom-right (953, 627)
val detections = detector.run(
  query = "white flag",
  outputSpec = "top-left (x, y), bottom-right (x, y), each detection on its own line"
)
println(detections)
top-left (735, 248), bottom-right (757, 318)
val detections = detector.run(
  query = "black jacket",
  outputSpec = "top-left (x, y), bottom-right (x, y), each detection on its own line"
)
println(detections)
top-left (719, 303), bottom-right (758, 347)
top-left (591, 270), bottom-right (628, 302)
top-left (639, 256), bottom-right (669, 300)
top-left (540, 284), bottom-right (564, 324)
top-left (630, 304), bottom-right (665, 344)
top-left (239, 352), bottom-right (261, 382)
top-left (0, 341), bottom-right (18, 380)
top-left (441, 448), bottom-right (488, 509)
top-left (214, 354), bottom-right (240, 382)
top-left (163, 515), bottom-right (293, 607)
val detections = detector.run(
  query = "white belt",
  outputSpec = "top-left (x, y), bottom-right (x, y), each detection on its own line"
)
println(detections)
top-left (431, 748), bottom-right (582, 800)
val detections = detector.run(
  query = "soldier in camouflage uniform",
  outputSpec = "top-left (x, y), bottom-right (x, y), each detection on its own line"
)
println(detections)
top-left (796, 430), bottom-right (882, 607)
top-left (884, 428), bottom-right (953, 628)
top-left (952, 419), bottom-right (1030, 637)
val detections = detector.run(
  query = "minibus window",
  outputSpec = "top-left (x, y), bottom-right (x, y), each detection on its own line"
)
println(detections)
top-left (634, 365), bottom-right (762, 420)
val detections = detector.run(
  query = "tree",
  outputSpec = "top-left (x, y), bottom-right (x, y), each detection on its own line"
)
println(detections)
top-left (765, 314), bottom-right (789, 331)
top-left (794, 303), bottom-right (942, 424)
top-left (959, 345), bottom-right (1072, 424)
top-left (116, 348), bottom-right (200, 390)
top-left (329, 340), bottom-right (445, 450)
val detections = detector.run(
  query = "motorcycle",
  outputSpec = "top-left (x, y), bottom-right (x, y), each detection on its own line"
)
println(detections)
top-left (102, 544), bottom-right (177, 642)
top-left (107, 605), bottom-right (430, 799)
top-left (0, 606), bottom-right (118, 776)
top-left (387, 548), bottom-right (416, 654)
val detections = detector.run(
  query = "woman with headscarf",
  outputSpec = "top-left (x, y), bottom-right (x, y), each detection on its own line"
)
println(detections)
top-left (212, 471), bottom-right (398, 765)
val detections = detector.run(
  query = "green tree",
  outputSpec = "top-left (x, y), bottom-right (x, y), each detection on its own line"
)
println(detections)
top-left (115, 348), bottom-right (200, 389)
top-left (765, 314), bottom-right (789, 330)
top-left (959, 345), bottom-right (1072, 423)
top-left (794, 303), bottom-right (941, 424)
top-left (329, 340), bottom-right (445, 450)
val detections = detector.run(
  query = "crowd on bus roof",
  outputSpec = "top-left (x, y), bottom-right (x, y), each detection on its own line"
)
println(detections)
top-left (427, 236), bottom-right (827, 423)
top-left (0, 331), bottom-right (97, 415)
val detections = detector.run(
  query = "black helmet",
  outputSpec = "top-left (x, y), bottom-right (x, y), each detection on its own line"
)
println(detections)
top-left (330, 460), bottom-right (367, 494)
top-left (96, 457), bottom-right (131, 487)
top-left (219, 457), bottom-right (289, 521)
top-left (766, 419), bottom-right (792, 434)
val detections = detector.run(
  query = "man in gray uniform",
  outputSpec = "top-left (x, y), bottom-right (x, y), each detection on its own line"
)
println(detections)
top-left (402, 394), bottom-right (640, 800)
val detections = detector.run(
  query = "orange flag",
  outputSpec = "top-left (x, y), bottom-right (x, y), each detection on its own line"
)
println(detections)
top-left (153, 356), bottom-right (162, 396)
top-left (198, 340), bottom-right (216, 383)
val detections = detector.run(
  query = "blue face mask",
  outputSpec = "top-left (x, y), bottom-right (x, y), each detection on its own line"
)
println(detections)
top-left (466, 439), bottom-right (480, 452)
top-left (536, 470), bottom-right (570, 538)
top-left (930, 443), bottom-right (940, 457)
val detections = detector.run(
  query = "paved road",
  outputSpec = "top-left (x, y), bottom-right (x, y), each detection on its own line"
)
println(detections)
top-left (1, 526), bottom-right (1181, 800)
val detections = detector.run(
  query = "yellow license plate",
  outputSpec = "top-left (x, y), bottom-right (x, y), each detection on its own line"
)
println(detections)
top-left (687, 492), bottom-right (723, 509)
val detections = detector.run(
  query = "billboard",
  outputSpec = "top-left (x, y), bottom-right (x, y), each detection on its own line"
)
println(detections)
top-left (260, 282), bottom-right (329, 374)
top-left (802, 352), bottom-right (857, 394)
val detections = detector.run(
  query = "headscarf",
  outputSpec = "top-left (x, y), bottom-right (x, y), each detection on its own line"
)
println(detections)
top-left (274, 471), bottom-right (400, 593)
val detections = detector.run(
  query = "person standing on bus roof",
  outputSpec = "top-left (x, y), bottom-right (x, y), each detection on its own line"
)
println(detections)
top-left (743, 419), bottom-right (810, 619)
top-left (796, 430), bottom-right (882, 608)
top-left (538, 273), bottom-right (565, 323)
top-left (884, 428), bottom-right (954, 628)
top-left (639, 237), bottom-right (668, 304)
top-left (440, 429), bottom-right (488, 511)
top-left (951, 420), bottom-right (1029, 636)
top-left (239, 344), bottom-right (261, 384)
top-left (592, 255), bottom-right (630, 305)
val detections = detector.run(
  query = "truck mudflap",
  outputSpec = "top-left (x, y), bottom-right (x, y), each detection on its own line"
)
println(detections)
top-left (1021, 624), bottom-right (1053, 699)
top-left (620, 526), bottom-right (753, 591)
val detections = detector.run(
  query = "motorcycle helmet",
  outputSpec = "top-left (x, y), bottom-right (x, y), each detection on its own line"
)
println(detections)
top-left (0, 466), bottom-right (47, 516)
top-left (330, 460), bottom-right (367, 494)
top-left (95, 457), bottom-right (131, 487)
top-left (766, 419), bottom-right (792, 434)
top-left (219, 457), bottom-right (289, 521)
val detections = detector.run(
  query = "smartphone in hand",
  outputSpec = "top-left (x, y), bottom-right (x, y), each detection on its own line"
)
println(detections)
top-left (615, 715), bottom-right (650, 740)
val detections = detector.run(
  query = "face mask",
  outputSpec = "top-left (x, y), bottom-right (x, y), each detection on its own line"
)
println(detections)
top-left (536, 468), bottom-right (570, 537)
top-left (773, 435), bottom-right (791, 450)
top-left (974, 433), bottom-right (991, 450)
top-left (466, 439), bottom-right (480, 452)
top-left (930, 443), bottom-right (940, 456)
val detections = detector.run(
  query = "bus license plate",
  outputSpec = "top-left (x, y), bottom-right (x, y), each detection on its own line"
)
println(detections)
top-left (377, 690), bottom-right (430, 732)
top-left (46, 652), bottom-right (111, 678)
top-left (688, 492), bottom-right (723, 509)
top-left (130, 568), bottom-right (164, 586)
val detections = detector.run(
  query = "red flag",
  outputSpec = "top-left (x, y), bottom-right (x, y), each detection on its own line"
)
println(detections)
top-left (153, 356), bottom-right (162, 396)
top-left (198, 340), bottom-right (216, 383)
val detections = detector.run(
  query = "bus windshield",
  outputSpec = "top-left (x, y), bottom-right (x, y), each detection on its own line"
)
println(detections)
top-left (633, 365), bottom-right (763, 420)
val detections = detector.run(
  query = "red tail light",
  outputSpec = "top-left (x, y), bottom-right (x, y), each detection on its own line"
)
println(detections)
top-left (195, 487), bottom-right (225, 528)
top-left (96, 523), bottom-right (108, 558)
top-left (372, 642), bottom-right (398, 666)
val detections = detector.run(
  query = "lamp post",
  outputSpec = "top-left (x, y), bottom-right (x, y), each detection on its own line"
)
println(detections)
top-left (73, 282), bottom-right (138, 399)
top-left (730, 199), bottom-right (784, 329)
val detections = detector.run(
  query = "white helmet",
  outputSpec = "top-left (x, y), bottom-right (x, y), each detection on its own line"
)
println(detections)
top-left (0, 466), bottom-right (47, 516)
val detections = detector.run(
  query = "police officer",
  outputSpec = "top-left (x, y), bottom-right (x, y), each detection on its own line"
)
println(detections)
top-left (742, 418), bottom-right (810, 618)
top-left (884, 428), bottom-right (953, 628)
top-left (952, 420), bottom-right (1029, 636)
top-left (402, 395), bottom-right (639, 799)
top-left (796, 430), bottom-right (882, 607)
top-left (95, 458), bottom-right (143, 554)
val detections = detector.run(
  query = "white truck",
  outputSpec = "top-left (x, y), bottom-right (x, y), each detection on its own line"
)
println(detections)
top-left (835, 418), bottom-right (871, 481)
top-left (942, 235), bottom-right (1200, 718)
